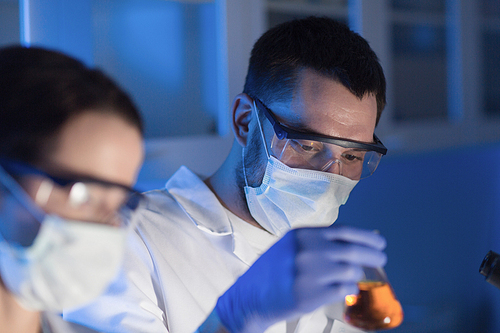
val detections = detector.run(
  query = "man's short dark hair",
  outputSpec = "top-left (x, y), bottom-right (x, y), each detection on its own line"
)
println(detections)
top-left (243, 16), bottom-right (386, 125)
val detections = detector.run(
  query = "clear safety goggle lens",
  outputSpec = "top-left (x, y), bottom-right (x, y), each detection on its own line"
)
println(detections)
top-left (32, 178), bottom-right (143, 227)
top-left (0, 163), bottom-right (142, 248)
top-left (269, 135), bottom-right (383, 180)
top-left (0, 168), bottom-right (44, 247)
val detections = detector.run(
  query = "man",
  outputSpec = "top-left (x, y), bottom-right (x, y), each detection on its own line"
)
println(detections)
top-left (64, 16), bottom-right (388, 332)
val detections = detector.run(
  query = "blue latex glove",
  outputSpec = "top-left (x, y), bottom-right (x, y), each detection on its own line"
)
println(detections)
top-left (215, 225), bottom-right (387, 333)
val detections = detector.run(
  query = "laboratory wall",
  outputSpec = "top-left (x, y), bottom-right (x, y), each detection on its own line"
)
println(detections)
top-left (338, 142), bottom-right (500, 333)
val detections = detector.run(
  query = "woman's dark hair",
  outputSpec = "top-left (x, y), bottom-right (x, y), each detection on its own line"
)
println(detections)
top-left (0, 45), bottom-right (143, 165)
top-left (243, 16), bottom-right (386, 125)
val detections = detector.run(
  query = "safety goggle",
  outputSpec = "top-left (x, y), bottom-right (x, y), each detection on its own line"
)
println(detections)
top-left (0, 158), bottom-right (143, 235)
top-left (254, 98), bottom-right (388, 180)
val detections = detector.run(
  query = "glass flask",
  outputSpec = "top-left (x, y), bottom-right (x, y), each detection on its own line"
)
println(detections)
top-left (479, 250), bottom-right (500, 290)
top-left (343, 266), bottom-right (404, 331)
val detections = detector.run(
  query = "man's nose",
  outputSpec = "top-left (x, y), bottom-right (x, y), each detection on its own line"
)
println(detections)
top-left (324, 159), bottom-right (342, 175)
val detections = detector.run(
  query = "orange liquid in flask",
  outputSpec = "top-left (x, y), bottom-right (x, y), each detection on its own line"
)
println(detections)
top-left (344, 281), bottom-right (404, 331)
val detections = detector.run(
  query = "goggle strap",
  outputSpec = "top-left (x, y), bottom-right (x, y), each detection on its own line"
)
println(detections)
top-left (242, 148), bottom-right (249, 188)
top-left (0, 165), bottom-right (46, 223)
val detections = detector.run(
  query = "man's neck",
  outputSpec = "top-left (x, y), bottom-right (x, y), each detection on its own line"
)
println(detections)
top-left (204, 159), bottom-right (264, 231)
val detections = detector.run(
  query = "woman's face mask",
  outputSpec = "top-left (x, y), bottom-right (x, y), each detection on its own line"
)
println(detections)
top-left (0, 163), bottom-right (140, 311)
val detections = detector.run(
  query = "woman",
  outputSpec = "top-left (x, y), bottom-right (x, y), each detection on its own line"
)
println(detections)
top-left (0, 45), bottom-right (144, 332)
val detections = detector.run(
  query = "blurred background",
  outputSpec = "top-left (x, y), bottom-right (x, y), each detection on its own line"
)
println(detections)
top-left (1, 0), bottom-right (499, 331)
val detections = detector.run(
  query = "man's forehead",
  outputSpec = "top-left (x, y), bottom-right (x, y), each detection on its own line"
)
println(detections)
top-left (264, 70), bottom-right (377, 141)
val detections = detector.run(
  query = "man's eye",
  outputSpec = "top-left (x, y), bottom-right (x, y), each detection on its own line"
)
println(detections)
top-left (300, 144), bottom-right (316, 152)
top-left (290, 140), bottom-right (322, 153)
top-left (342, 152), bottom-right (364, 162)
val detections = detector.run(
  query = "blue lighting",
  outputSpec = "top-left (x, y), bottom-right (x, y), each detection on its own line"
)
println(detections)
top-left (108, 0), bottom-right (184, 91)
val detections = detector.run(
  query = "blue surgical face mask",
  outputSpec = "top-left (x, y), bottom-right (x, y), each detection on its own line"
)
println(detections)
top-left (242, 102), bottom-right (358, 237)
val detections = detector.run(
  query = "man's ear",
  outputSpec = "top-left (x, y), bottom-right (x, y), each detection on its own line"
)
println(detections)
top-left (231, 93), bottom-right (254, 147)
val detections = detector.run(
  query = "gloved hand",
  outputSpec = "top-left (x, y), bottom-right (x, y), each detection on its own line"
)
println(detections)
top-left (214, 225), bottom-right (387, 333)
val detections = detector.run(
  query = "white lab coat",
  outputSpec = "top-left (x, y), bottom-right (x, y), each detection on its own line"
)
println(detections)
top-left (61, 166), bottom-right (352, 333)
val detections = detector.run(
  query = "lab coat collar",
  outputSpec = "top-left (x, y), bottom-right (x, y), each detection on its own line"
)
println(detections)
top-left (166, 166), bottom-right (232, 235)
top-left (165, 166), bottom-right (269, 266)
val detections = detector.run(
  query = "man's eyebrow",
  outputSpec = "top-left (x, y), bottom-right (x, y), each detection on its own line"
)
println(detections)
top-left (272, 113), bottom-right (321, 136)
top-left (277, 119), bottom-right (378, 146)
top-left (277, 118), bottom-right (334, 139)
